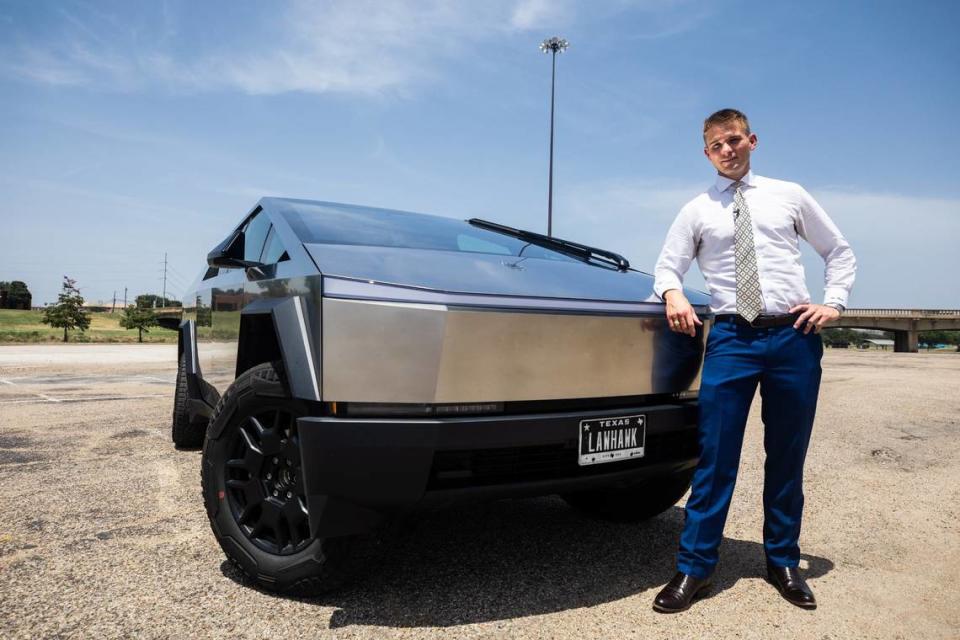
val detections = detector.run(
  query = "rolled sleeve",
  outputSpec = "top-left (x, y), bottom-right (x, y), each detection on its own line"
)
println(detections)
top-left (795, 187), bottom-right (856, 308)
top-left (654, 207), bottom-right (697, 300)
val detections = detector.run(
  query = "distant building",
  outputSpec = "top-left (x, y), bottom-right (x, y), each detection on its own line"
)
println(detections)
top-left (82, 300), bottom-right (114, 312)
top-left (865, 338), bottom-right (895, 350)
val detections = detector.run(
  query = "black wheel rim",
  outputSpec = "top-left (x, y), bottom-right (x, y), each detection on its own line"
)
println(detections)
top-left (224, 408), bottom-right (311, 555)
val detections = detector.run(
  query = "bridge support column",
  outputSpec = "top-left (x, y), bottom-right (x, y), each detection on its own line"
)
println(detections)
top-left (894, 330), bottom-right (918, 353)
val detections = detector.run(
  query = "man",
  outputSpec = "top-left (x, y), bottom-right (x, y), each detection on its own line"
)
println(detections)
top-left (651, 109), bottom-right (856, 613)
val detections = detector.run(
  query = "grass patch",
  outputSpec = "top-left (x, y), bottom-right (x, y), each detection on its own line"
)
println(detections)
top-left (0, 309), bottom-right (178, 344)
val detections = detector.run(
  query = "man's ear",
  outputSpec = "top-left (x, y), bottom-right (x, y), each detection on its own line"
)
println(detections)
top-left (748, 133), bottom-right (758, 150)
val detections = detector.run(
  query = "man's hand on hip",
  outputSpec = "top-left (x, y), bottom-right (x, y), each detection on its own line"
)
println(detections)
top-left (664, 290), bottom-right (702, 337)
top-left (789, 303), bottom-right (840, 334)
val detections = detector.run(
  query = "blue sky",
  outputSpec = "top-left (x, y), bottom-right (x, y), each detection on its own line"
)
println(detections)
top-left (2, 0), bottom-right (958, 307)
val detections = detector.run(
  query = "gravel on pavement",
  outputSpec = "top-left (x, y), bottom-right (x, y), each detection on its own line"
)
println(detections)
top-left (1, 345), bottom-right (958, 639)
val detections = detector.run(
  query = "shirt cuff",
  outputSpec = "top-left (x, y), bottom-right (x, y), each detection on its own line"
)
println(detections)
top-left (654, 277), bottom-right (683, 302)
top-left (823, 287), bottom-right (849, 309)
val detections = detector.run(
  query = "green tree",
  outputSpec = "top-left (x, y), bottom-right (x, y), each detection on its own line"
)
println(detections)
top-left (119, 306), bottom-right (158, 343)
top-left (42, 276), bottom-right (90, 342)
top-left (0, 280), bottom-right (32, 309)
top-left (822, 327), bottom-right (866, 347)
top-left (918, 330), bottom-right (960, 348)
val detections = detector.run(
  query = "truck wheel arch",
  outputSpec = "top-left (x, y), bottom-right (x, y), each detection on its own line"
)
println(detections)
top-left (236, 297), bottom-right (321, 403)
top-left (176, 319), bottom-right (220, 428)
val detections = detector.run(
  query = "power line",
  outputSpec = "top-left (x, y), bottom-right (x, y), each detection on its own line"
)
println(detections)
top-left (166, 263), bottom-right (190, 279)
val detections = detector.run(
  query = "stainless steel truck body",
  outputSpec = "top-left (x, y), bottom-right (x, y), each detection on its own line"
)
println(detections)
top-left (172, 197), bottom-right (711, 594)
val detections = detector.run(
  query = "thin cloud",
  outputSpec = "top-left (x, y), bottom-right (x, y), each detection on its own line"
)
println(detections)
top-left (556, 177), bottom-right (707, 279)
top-left (0, 0), bottom-right (706, 96)
top-left (2, 2), bottom-right (536, 95)
top-left (555, 179), bottom-right (960, 307)
top-left (510, 0), bottom-right (573, 30)
top-left (2, 176), bottom-right (203, 224)
top-left (190, 0), bottom-right (575, 95)
top-left (5, 46), bottom-right (90, 86)
top-left (809, 189), bottom-right (958, 308)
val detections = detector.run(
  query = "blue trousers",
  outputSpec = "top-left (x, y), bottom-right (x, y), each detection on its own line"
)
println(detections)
top-left (677, 319), bottom-right (823, 579)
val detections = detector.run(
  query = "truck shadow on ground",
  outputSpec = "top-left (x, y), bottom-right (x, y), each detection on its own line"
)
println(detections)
top-left (221, 496), bottom-right (834, 628)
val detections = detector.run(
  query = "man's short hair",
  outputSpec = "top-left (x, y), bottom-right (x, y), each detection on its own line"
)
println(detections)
top-left (703, 109), bottom-right (751, 140)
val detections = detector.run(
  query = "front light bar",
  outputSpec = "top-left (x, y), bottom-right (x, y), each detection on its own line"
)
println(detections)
top-left (337, 402), bottom-right (505, 418)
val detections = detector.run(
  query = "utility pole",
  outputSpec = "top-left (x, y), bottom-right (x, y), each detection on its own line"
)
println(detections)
top-left (112, 291), bottom-right (116, 313)
top-left (540, 36), bottom-right (569, 238)
top-left (124, 287), bottom-right (127, 309)
top-left (162, 252), bottom-right (168, 307)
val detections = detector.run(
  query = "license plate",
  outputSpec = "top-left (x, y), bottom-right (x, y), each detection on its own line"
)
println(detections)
top-left (578, 414), bottom-right (646, 466)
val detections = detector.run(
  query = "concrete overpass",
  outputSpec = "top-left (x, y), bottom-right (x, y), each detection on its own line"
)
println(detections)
top-left (832, 309), bottom-right (960, 352)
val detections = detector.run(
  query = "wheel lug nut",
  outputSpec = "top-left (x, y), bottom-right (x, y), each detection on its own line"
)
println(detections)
top-left (272, 490), bottom-right (278, 497)
top-left (266, 473), bottom-right (272, 480)
top-left (286, 491), bottom-right (292, 499)
top-left (273, 457), bottom-right (279, 463)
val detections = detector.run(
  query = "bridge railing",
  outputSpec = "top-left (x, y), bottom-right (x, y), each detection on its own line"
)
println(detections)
top-left (844, 309), bottom-right (960, 318)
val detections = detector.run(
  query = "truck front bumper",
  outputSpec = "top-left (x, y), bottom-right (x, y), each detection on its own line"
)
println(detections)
top-left (297, 402), bottom-right (699, 538)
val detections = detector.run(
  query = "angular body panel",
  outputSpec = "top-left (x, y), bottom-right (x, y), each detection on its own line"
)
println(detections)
top-left (322, 296), bottom-right (707, 403)
top-left (304, 242), bottom-right (688, 303)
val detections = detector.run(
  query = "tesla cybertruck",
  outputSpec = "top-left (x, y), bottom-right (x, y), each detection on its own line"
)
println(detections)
top-left (170, 197), bottom-right (711, 594)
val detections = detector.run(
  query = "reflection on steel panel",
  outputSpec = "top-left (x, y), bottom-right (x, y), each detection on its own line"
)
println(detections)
top-left (322, 297), bottom-right (706, 403)
top-left (323, 298), bottom-right (447, 403)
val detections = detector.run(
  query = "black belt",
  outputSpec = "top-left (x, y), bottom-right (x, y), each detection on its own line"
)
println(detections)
top-left (714, 313), bottom-right (801, 328)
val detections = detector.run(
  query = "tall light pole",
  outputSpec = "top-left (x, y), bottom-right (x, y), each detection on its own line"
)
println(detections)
top-left (540, 36), bottom-right (568, 237)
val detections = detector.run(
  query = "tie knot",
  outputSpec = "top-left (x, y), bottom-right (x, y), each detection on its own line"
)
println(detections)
top-left (730, 180), bottom-right (744, 192)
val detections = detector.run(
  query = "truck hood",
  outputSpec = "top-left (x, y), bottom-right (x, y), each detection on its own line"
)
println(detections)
top-left (303, 243), bottom-right (710, 307)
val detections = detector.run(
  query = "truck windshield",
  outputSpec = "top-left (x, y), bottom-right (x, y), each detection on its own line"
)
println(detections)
top-left (280, 201), bottom-right (579, 262)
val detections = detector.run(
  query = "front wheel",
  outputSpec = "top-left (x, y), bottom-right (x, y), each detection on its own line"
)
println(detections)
top-left (561, 467), bottom-right (695, 523)
top-left (201, 361), bottom-right (358, 595)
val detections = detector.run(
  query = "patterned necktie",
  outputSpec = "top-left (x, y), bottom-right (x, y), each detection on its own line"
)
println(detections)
top-left (732, 182), bottom-right (763, 322)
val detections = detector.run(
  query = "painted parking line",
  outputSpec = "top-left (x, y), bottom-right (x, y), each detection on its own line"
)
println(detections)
top-left (55, 394), bottom-right (169, 403)
top-left (0, 393), bottom-right (168, 405)
top-left (139, 375), bottom-right (174, 383)
top-left (1, 374), bottom-right (174, 385)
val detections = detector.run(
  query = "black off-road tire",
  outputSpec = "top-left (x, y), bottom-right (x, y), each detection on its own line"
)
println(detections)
top-left (171, 353), bottom-right (205, 449)
top-left (561, 467), bottom-right (695, 523)
top-left (201, 361), bottom-right (359, 595)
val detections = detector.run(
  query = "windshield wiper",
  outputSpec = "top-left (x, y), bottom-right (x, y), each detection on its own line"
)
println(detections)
top-left (467, 218), bottom-right (630, 272)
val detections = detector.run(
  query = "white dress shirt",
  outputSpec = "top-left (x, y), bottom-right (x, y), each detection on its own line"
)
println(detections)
top-left (654, 171), bottom-right (856, 315)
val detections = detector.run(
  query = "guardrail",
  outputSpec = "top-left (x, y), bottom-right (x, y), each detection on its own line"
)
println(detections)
top-left (844, 309), bottom-right (960, 318)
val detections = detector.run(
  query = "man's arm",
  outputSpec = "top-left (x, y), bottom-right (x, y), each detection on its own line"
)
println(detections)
top-left (654, 208), bottom-right (702, 337)
top-left (790, 186), bottom-right (857, 333)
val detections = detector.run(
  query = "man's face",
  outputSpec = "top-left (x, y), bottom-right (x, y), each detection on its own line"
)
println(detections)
top-left (703, 122), bottom-right (758, 180)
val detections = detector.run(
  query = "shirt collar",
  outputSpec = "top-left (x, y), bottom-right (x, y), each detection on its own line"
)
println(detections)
top-left (714, 169), bottom-right (755, 193)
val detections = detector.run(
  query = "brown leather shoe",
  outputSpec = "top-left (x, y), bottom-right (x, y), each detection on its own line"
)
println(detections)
top-left (652, 572), bottom-right (712, 613)
top-left (766, 563), bottom-right (817, 609)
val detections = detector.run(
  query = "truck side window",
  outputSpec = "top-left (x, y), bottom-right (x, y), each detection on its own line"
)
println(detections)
top-left (260, 226), bottom-right (288, 264)
top-left (244, 213), bottom-right (272, 263)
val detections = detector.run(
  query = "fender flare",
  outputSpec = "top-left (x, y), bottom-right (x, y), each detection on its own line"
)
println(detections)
top-left (178, 319), bottom-right (220, 422)
top-left (238, 296), bottom-right (322, 403)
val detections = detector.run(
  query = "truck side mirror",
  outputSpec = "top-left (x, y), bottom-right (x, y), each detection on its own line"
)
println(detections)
top-left (207, 230), bottom-right (262, 269)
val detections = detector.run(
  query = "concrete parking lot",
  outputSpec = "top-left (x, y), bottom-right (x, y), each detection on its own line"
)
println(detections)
top-left (1, 344), bottom-right (958, 639)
